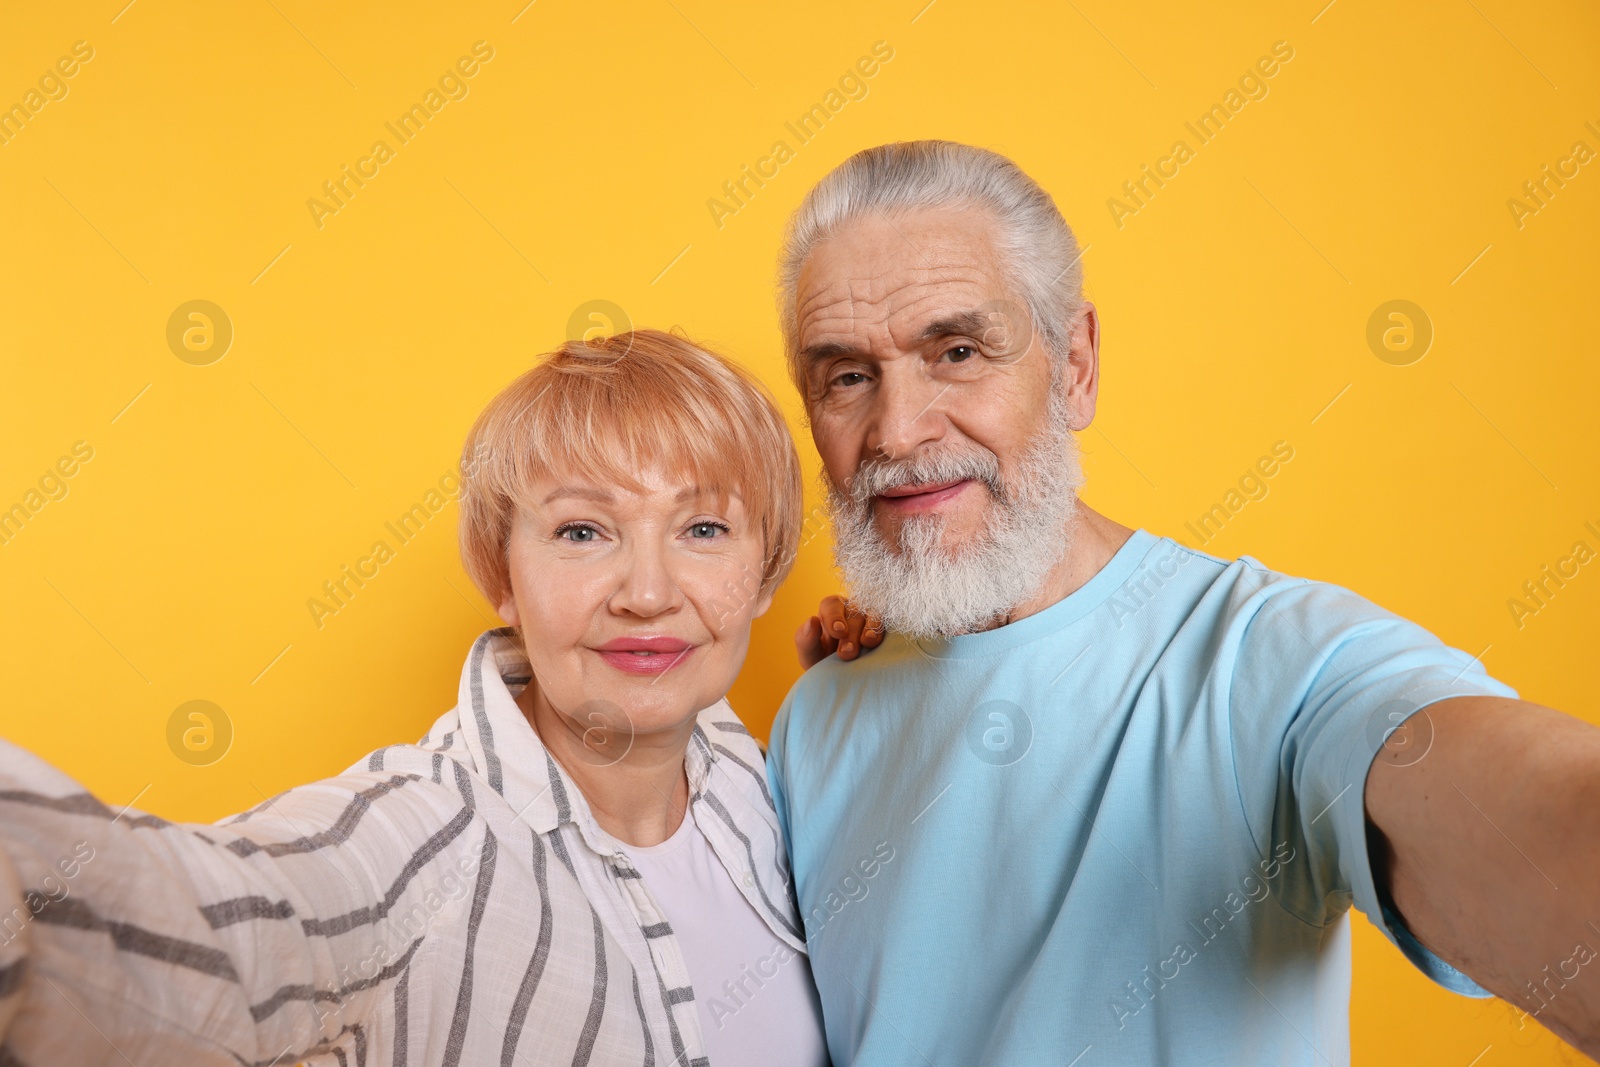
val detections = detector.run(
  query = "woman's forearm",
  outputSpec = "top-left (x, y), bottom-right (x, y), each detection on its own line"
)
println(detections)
top-left (0, 738), bottom-right (486, 1064)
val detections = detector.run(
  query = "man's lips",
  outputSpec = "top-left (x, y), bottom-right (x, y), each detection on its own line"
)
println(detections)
top-left (591, 636), bottom-right (695, 676)
top-left (874, 478), bottom-right (974, 512)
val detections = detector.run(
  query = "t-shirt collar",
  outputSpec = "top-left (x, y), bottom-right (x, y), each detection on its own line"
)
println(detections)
top-left (908, 528), bottom-right (1160, 659)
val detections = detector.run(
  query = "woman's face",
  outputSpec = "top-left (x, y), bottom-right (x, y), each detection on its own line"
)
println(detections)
top-left (497, 464), bottom-right (773, 752)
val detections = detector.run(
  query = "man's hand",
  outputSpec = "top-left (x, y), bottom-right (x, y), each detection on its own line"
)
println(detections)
top-left (1366, 696), bottom-right (1600, 1057)
top-left (795, 595), bottom-right (885, 669)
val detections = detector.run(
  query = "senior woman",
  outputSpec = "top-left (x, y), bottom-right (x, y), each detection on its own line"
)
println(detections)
top-left (0, 330), bottom-right (830, 1066)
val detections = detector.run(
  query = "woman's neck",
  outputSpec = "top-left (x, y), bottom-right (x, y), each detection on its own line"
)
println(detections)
top-left (516, 683), bottom-right (694, 848)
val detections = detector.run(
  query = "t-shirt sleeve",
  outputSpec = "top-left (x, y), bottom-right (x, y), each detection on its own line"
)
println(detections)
top-left (766, 698), bottom-right (795, 863)
top-left (1225, 566), bottom-right (1518, 997)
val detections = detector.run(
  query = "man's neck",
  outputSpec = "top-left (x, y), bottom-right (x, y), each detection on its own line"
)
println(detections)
top-left (986, 503), bottom-right (1136, 631)
top-left (516, 684), bottom-right (694, 848)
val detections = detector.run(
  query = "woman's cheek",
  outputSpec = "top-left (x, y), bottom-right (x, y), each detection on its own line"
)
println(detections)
top-left (519, 557), bottom-right (605, 642)
top-left (689, 555), bottom-right (756, 634)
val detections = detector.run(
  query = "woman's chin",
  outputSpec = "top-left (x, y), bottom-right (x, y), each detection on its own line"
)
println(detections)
top-left (555, 687), bottom-right (718, 747)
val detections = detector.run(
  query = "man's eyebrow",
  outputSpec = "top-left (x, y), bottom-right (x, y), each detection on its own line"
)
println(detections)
top-left (798, 309), bottom-right (994, 366)
top-left (799, 339), bottom-right (870, 365)
top-left (916, 309), bottom-right (991, 343)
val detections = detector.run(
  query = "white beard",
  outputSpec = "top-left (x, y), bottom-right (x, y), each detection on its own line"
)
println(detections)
top-left (827, 388), bottom-right (1085, 640)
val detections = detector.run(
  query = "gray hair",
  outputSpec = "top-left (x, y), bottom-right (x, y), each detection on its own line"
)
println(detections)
top-left (776, 139), bottom-right (1086, 387)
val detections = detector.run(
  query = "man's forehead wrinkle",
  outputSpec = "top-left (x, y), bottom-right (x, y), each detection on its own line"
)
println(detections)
top-left (797, 275), bottom-right (893, 349)
top-left (797, 294), bottom-right (876, 337)
top-left (848, 275), bottom-right (868, 335)
top-left (799, 274), bottom-right (1001, 357)
top-left (801, 263), bottom-right (994, 316)
top-left (868, 213), bottom-right (986, 316)
top-left (884, 289), bottom-right (978, 350)
top-left (796, 270), bottom-right (889, 322)
top-left (795, 218), bottom-right (1007, 352)
top-left (846, 276), bottom-right (900, 345)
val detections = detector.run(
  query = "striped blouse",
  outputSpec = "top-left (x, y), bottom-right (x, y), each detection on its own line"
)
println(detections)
top-left (0, 627), bottom-right (806, 1066)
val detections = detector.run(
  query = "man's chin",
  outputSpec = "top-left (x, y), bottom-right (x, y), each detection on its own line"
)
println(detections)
top-left (873, 512), bottom-right (971, 559)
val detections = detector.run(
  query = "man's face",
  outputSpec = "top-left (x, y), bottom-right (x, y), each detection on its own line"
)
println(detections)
top-left (796, 203), bottom-right (1085, 557)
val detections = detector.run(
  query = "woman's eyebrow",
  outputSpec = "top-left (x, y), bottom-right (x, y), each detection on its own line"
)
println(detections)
top-left (541, 485), bottom-right (615, 505)
top-left (676, 485), bottom-right (743, 505)
top-left (540, 485), bottom-right (734, 505)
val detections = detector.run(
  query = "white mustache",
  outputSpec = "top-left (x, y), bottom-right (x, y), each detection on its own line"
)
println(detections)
top-left (826, 391), bottom-right (1084, 640)
top-left (847, 446), bottom-right (1005, 507)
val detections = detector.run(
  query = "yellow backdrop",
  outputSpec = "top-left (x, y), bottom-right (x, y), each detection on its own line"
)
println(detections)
top-left (2, 0), bottom-right (1596, 1062)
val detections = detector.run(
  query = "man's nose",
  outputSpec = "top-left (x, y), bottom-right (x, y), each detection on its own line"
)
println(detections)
top-left (868, 365), bottom-right (948, 463)
top-left (606, 540), bottom-right (683, 619)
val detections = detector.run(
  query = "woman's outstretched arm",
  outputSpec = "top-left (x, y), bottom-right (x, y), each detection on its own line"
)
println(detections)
top-left (0, 737), bottom-right (490, 1066)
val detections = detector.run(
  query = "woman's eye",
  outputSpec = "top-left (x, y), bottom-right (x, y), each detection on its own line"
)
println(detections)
top-left (688, 522), bottom-right (728, 539)
top-left (944, 345), bottom-right (976, 364)
top-left (556, 524), bottom-right (600, 542)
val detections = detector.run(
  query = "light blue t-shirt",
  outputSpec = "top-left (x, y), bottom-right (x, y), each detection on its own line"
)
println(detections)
top-left (767, 529), bottom-right (1517, 1066)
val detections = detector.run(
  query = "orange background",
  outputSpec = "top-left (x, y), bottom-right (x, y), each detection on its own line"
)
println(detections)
top-left (2, 0), bottom-right (1597, 1061)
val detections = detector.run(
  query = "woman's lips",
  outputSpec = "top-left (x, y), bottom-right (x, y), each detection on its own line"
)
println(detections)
top-left (874, 478), bottom-right (974, 513)
top-left (592, 638), bottom-right (695, 676)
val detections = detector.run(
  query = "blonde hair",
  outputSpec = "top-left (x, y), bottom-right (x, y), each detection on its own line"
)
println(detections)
top-left (458, 329), bottom-right (803, 612)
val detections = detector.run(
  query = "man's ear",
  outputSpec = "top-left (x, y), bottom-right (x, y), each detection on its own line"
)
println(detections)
top-left (1062, 301), bottom-right (1100, 432)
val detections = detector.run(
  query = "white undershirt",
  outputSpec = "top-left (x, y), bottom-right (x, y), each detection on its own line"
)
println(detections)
top-left (621, 812), bottom-right (829, 1067)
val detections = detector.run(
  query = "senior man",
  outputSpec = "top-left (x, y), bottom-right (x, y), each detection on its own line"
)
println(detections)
top-left (767, 139), bottom-right (1600, 1065)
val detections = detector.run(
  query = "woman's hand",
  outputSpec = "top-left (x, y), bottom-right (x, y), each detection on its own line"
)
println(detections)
top-left (795, 595), bottom-right (885, 670)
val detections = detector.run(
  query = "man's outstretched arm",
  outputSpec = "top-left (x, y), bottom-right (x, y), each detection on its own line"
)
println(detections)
top-left (1366, 695), bottom-right (1600, 1056)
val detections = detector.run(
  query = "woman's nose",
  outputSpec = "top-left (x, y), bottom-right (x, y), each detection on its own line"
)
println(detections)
top-left (606, 541), bottom-right (683, 619)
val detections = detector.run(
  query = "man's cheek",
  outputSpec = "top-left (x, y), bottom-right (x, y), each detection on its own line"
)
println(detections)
top-left (809, 413), bottom-right (867, 482)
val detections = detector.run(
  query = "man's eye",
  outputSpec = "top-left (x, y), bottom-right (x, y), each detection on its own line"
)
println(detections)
top-left (556, 523), bottom-right (600, 542)
top-left (944, 345), bottom-right (976, 363)
top-left (831, 372), bottom-right (868, 388)
top-left (688, 521), bottom-right (729, 539)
